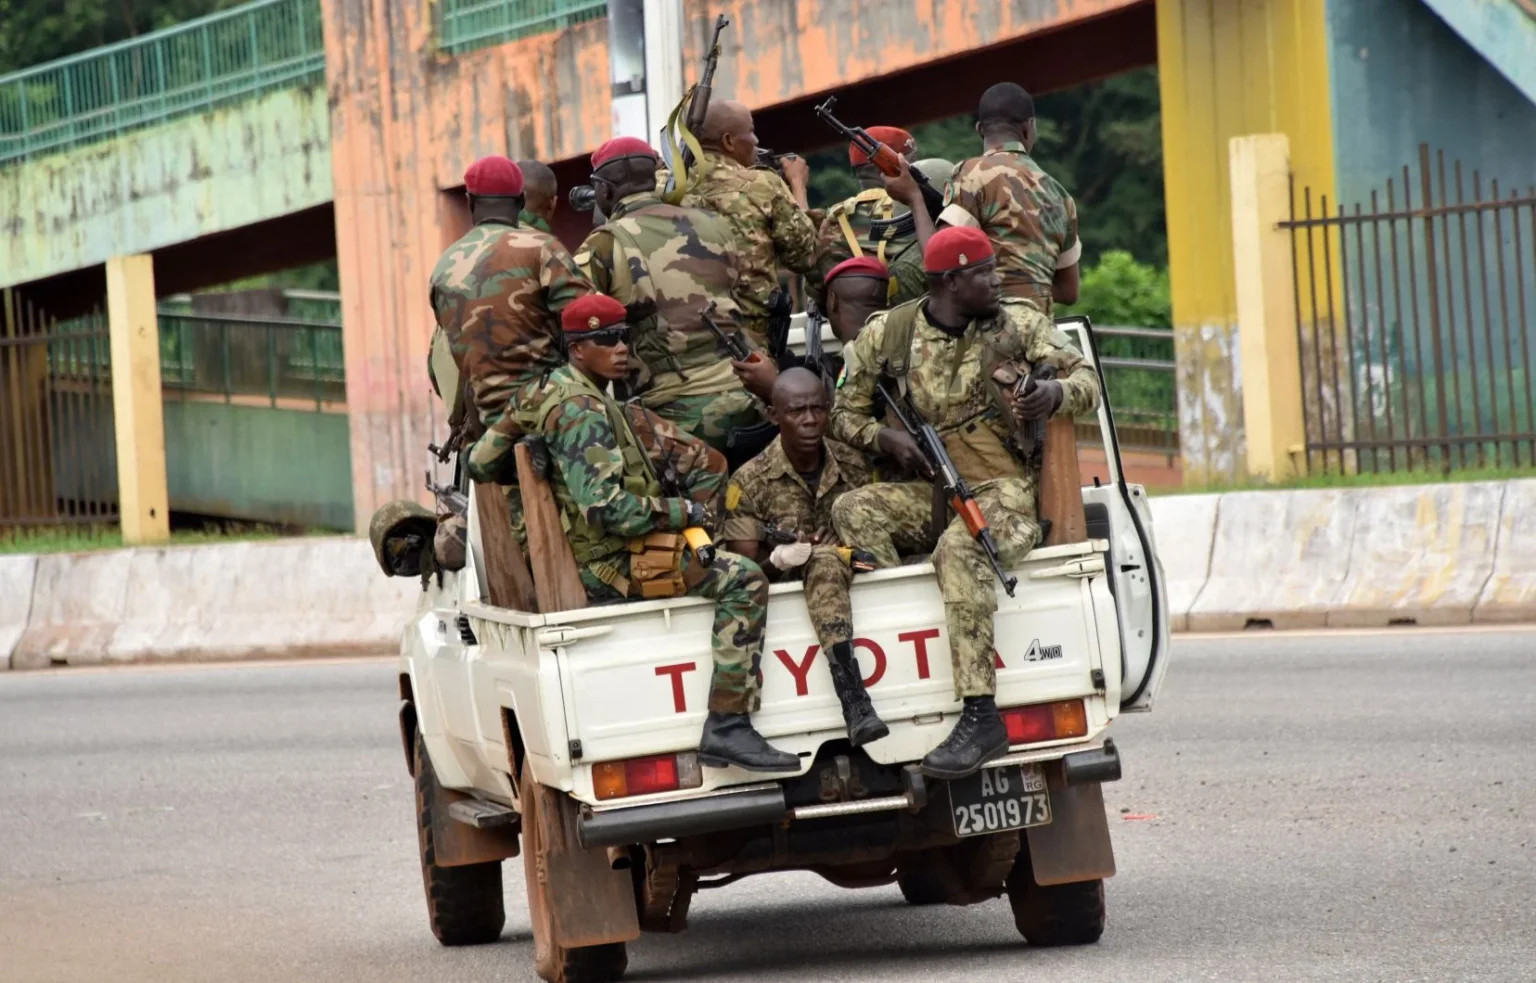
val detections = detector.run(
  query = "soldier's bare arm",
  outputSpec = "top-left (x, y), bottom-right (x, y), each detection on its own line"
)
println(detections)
top-left (545, 398), bottom-right (691, 535)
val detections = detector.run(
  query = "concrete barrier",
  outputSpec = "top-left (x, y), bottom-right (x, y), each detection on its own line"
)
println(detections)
top-left (1147, 493), bottom-right (1219, 632)
top-left (14, 537), bottom-right (420, 669)
top-left (1330, 481), bottom-right (1504, 628)
top-left (1475, 480), bottom-right (1536, 623)
top-left (1187, 488), bottom-right (1357, 632)
top-left (13, 550), bottom-right (136, 670)
top-left (0, 555), bottom-right (39, 670)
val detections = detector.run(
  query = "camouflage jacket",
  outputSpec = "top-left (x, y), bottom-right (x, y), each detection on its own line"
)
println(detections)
top-left (574, 191), bottom-right (746, 395)
top-left (940, 143), bottom-right (1079, 311)
top-left (811, 188), bottom-right (926, 308)
top-left (722, 436), bottom-right (872, 564)
top-left (428, 219), bottom-right (592, 425)
top-left (682, 151), bottom-right (818, 322)
top-left (538, 364), bottom-right (695, 556)
top-left (518, 210), bottom-right (552, 234)
top-left (830, 298), bottom-right (1100, 487)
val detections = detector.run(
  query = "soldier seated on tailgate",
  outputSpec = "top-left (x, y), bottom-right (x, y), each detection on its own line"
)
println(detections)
top-left (722, 368), bottom-right (888, 747)
top-left (530, 293), bottom-right (797, 773)
top-left (829, 227), bottom-right (1100, 781)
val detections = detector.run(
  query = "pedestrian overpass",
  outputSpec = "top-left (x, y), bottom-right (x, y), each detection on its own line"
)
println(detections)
top-left (4, 0), bottom-right (1533, 533)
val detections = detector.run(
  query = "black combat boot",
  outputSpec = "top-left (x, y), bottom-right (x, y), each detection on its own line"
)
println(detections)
top-left (698, 712), bottom-right (800, 772)
top-left (826, 642), bottom-right (890, 747)
top-left (919, 696), bottom-right (1009, 780)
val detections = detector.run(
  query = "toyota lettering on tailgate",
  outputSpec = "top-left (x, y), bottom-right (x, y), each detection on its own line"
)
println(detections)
top-left (652, 627), bottom-right (1068, 714)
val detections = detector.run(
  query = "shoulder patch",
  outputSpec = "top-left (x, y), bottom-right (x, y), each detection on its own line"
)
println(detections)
top-left (725, 482), bottom-right (743, 511)
top-left (572, 249), bottom-right (592, 266)
top-left (835, 363), bottom-right (848, 388)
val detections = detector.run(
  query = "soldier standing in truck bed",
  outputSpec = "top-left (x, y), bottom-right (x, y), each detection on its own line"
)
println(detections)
top-left (429, 155), bottom-right (593, 537)
top-left (939, 83), bottom-right (1081, 315)
top-left (532, 293), bottom-right (798, 773)
top-left (829, 227), bottom-right (1100, 781)
top-left (573, 136), bottom-right (774, 463)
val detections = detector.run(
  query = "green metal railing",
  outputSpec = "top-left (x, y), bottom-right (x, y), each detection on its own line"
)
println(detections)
top-left (438, 0), bottom-right (606, 55)
top-left (159, 311), bottom-right (345, 408)
top-left (0, 0), bottom-right (325, 166)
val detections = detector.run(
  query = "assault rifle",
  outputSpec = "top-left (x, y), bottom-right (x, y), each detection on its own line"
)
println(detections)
top-left (701, 301), bottom-right (760, 364)
top-left (875, 381), bottom-right (1018, 596)
top-left (765, 287), bottom-right (793, 366)
top-left (426, 469), bottom-right (468, 516)
top-left (762, 521), bottom-right (877, 573)
top-left (814, 96), bottom-right (945, 220)
top-left (662, 14), bottom-right (730, 203)
top-left (630, 408), bottom-right (718, 568)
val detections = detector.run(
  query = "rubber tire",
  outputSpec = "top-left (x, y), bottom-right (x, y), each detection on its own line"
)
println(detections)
top-left (896, 870), bottom-right (948, 906)
top-left (1005, 863), bottom-right (1106, 947)
top-left (521, 759), bottom-right (629, 983)
top-left (414, 732), bottom-right (506, 946)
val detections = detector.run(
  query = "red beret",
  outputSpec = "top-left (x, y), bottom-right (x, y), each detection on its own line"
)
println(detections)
top-left (923, 226), bottom-right (995, 273)
top-left (850, 126), bottom-right (915, 166)
top-left (591, 136), bottom-right (658, 170)
top-left (826, 256), bottom-right (891, 283)
top-left (561, 294), bottom-right (629, 336)
top-left (463, 155), bottom-right (524, 196)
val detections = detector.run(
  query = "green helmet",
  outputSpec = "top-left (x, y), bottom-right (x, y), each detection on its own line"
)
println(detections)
top-left (368, 500), bottom-right (437, 577)
top-left (912, 157), bottom-right (956, 189)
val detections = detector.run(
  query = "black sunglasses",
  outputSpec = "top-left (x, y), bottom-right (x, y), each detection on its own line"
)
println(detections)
top-left (573, 328), bottom-right (629, 348)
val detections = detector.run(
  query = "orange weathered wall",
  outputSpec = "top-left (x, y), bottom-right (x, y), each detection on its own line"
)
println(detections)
top-left (321, 0), bottom-right (1148, 526)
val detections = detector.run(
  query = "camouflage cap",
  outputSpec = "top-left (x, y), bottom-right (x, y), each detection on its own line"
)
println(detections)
top-left (368, 500), bottom-right (438, 577)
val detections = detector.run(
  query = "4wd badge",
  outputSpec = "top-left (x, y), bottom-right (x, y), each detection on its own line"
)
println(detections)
top-left (1022, 639), bottom-right (1063, 663)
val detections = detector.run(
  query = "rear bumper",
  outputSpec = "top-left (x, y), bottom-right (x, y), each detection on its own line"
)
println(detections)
top-left (574, 740), bottom-right (1121, 849)
top-left (578, 784), bottom-right (788, 848)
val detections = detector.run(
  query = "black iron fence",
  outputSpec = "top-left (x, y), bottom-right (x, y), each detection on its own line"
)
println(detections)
top-left (0, 292), bottom-right (118, 526)
top-left (1282, 145), bottom-right (1536, 473)
top-left (1088, 324), bottom-right (1178, 456)
top-left (159, 311), bottom-right (345, 406)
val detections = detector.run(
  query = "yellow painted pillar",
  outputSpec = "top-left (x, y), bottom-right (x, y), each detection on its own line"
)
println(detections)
top-left (1230, 135), bottom-right (1306, 481)
top-left (106, 254), bottom-right (170, 544)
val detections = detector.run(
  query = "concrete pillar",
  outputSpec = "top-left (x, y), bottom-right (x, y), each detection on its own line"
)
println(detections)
top-left (106, 254), bottom-right (170, 544)
top-left (1230, 135), bottom-right (1306, 481)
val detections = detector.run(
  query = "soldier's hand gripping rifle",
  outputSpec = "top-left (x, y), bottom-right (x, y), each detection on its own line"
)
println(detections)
top-left (814, 96), bottom-right (946, 220)
top-left (661, 14), bottom-right (730, 204)
top-left (876, 381), bottom-right (1019, 596)
top-left (631, 409), bottom-right (718, 568)
top-left (762, 522), bottom-right (877, 572)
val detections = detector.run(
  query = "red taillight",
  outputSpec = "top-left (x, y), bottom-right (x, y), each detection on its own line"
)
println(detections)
top-left (593, 752), bottom-right (703, 801)
top-left (1001, 699), bottom-right (1088, 746)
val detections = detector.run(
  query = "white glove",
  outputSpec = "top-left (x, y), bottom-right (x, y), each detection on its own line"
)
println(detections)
top-left (768, 541), bottom-right (813, 571)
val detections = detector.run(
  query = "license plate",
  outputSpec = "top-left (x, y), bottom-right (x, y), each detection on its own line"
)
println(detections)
top-left (947, 763), bottom-right (1051, 837)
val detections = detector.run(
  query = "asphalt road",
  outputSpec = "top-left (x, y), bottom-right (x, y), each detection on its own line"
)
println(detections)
top-left (3, 629), bottom-right (1533, 983)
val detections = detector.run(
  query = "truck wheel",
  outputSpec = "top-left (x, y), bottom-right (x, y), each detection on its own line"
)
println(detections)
top-left (521, 760), bottom-right (628, 983)
top-left (896, 871), bottom-right (947, 906)
top-left (414, 733), bottom-right (506, 946)
top-left (1005, 861), bottom-right (1105, 946)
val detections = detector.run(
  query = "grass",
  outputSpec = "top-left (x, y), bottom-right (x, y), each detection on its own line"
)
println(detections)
top-left (0, 521), bottom-right (327, 556)
top-left (1162, 463), bottom-right (1536, 496)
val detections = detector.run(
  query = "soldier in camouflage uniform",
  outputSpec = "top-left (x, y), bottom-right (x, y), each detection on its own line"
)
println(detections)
top-left (830, 228), bottom-right (1100, 780)
top-left (722, 368), bottom-right (888, 747)
top-left (683, 100), bottom-right (819, 349)
top-left (938, 83), bottom-right (1081, 315)
top-left (810, 125), bottom-right (950, 310)
top-left (573, 136), bottom-right (772, 464)
top-left (535, 294), bottom-right (797, 772)
top-left (429, 154), bottom-right (592, 504)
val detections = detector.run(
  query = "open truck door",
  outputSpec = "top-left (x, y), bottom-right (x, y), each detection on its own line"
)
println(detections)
top-left (1057, 315), bottom-right (1171, 711)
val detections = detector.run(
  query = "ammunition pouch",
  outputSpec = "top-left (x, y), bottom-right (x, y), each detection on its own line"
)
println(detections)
top-left (629, 532), bottom-right (688, 599)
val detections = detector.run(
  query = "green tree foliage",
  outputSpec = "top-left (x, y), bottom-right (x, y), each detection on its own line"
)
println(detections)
top-left (1062, 249), bottom-right (1171, 328)
top-left (0, 0), bottom-right (245, 75)
top-left (802, 67), bottom-right (1166, 267)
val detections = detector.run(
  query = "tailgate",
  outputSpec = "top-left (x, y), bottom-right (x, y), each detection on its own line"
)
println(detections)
top-left (545, 540), bottom-right (1117, 772)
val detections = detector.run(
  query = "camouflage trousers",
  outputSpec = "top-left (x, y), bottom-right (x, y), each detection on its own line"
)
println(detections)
top-left (649, 388), bottom-right (767, 457)
top-left (832, 477), bottom-right (1041, 698)
top-left (582, 548), bottom-right (769, 714)
top-left (802, 545), bottom-right (855, 653)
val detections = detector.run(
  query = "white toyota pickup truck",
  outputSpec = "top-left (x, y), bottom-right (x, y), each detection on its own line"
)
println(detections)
top-left (392, 317), bottom-right (1170, 983)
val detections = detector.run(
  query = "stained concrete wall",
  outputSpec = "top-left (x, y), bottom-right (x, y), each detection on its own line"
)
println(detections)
top-left (0, 84), bottom-right (332, 291)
